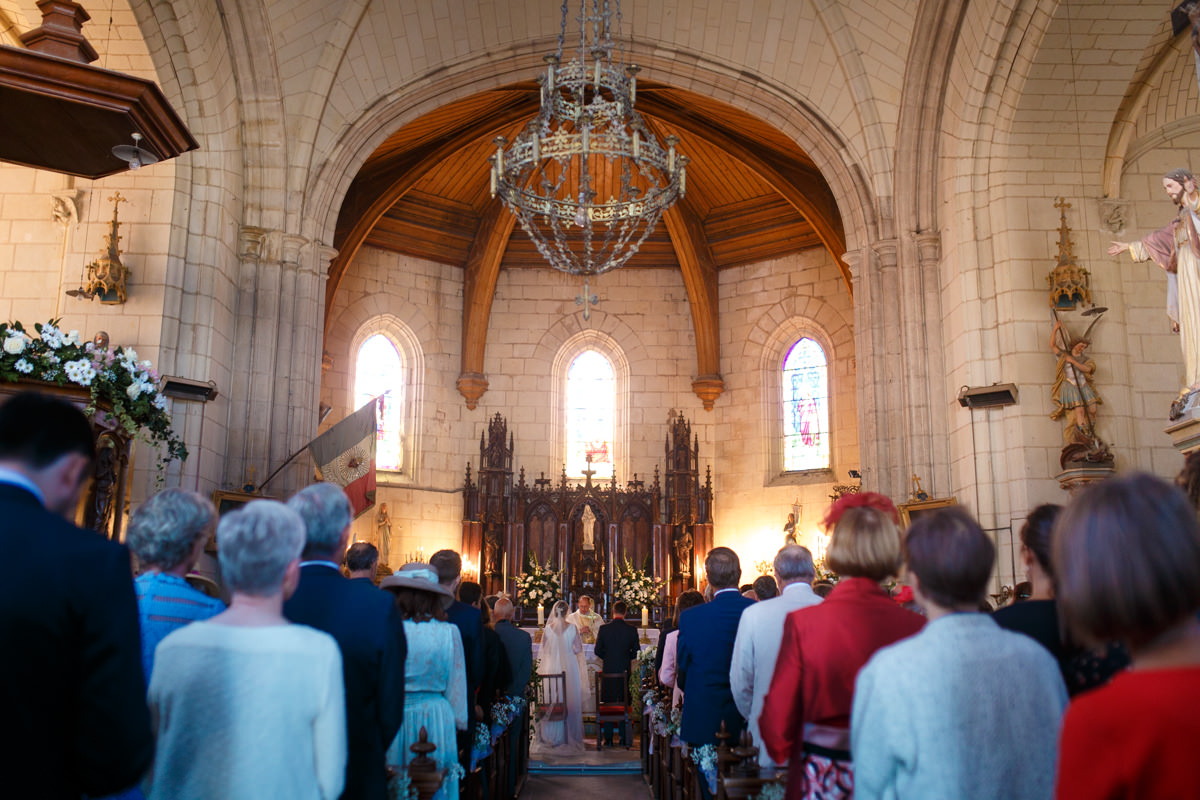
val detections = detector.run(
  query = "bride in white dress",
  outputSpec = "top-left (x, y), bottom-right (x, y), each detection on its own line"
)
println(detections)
top-left (531, 600), bottom-right (586, 754)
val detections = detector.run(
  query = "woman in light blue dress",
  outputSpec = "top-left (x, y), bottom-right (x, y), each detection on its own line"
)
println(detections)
top-left (381, 563), bottom-right (467, 800)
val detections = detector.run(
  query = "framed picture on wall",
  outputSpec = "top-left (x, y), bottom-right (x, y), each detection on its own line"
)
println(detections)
top-left (897, 497), bottom-right (957, 528)
top-left (211, 490), bottom-right (263, 516)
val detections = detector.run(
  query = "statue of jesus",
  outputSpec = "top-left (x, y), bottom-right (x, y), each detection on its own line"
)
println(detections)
top-left (1109, 168), bottom-right (1200, 405)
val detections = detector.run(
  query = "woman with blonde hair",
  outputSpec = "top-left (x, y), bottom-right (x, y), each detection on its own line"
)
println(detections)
top-left (759, 493), bottom-right (924, 800)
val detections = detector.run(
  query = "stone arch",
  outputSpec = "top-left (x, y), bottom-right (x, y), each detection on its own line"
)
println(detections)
top-left (300, 41), bottom-right (882, 269)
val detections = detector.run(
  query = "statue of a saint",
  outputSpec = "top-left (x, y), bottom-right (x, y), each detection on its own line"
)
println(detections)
top-left (375, 503), bottom-right (392, 568)
top-left (674, 528), bottom-right (693, 577)
top-left (783, 512), bottom-right (797, 545)
top-left (1050, 318), bottom-right (1111, 465)
top-left (1109, 169), bottom-right (1200, 404)
top-left (483, 525), bottom-right (502, 576)
top-left (580, 505), bottom-right (597, 551)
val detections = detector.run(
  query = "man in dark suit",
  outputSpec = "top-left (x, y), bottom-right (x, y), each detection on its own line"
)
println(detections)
top-left (0, 392), bottom-right (153, 799)
top-left (284, 483), bottom-right (406, 800)
top-left (677, 546), bottom-right (756, 752)
top-left (491, 596), bottom-right (532, 800)
top-left (430, 549), bottom-right (483, 767)
top-left (345, 541), bottom-right (380, 582)
top-left (595, 600), bottom-right (642, 746)
top-left (458, 580), bottom-right (511, 722)
top-left (492, 596), bottom-right (532, 699)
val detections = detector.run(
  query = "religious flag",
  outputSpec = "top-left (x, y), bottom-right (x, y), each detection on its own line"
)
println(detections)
top-left (309, 399), bottom-right (377, 517)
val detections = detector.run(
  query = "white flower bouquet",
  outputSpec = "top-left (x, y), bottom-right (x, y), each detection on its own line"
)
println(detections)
top-left (613, 556), bottom-right (665, 610)
top-left (0, 320), bottom-right (186, 470)
top-left (514, 553), bottom-right (562, 608)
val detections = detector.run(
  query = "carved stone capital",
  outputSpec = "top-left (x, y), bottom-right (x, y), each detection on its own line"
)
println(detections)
top-left (238, 226), bottom-right (269, 259)
top-left (691, 375), bottom-right (725, 411)
top-left (841, 249), bottom-right (863, 282)
top-left (914, 232), bottom-right (941, 265)
top-left (281, 234), bottom-right (308, 266)
top-left (456, 372), bottom-right (490, 410)
top-left (870, 238), bottom-right (899, 270)
top-left (1099, 198), bottom-right (1131, 236)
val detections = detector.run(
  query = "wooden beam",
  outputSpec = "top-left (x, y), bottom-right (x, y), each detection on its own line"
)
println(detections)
top-left (324, 93), bottom-right (539, 332)
top-left (637, 94), bottom-right (851, 295)
top-left (457, 197), bottom-right (518, 408)
top-left (663, 199), bottom-right (724, 410)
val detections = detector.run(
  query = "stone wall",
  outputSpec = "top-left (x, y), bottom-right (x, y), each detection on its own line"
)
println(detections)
top-left (324, 245), bottom-right (853, 571)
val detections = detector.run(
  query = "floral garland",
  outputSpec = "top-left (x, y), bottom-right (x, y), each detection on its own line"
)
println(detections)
top-left (514, 553), bottom-right (562, 608)
top-left (613, 556), bottom-right (665, 610)
top-left (0, 320), bottom-right (187, 471)
top-left (690, 743), bottom-right (719, 796)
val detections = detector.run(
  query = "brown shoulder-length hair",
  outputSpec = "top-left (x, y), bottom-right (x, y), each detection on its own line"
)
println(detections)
top-left (390, 587), bottom-right (448, 623)
top-left (1053, 472), bottom-right (1200, 651)
top-left (825, 506), bottom-right (902, 581)
top-left (904, 507), bottom-right (994, 608)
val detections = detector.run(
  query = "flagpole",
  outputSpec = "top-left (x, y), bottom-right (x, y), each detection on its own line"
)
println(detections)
top-left (257, 444), bottom-right (311, 493)
top-left (258, 393), bottom-right (387, 493)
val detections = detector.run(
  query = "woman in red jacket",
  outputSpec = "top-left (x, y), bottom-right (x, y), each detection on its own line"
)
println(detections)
top-left (759, 493), bottom-right (924, 800)
top-left (1053, 472), bottom-right (1200, 800)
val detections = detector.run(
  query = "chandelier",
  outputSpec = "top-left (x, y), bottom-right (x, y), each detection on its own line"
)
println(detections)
top-left (489, 0), bottom-right (687, 277)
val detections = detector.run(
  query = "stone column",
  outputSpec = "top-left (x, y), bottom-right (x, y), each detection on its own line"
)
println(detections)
top-left (225, 226), bottom-right (333, 497)
top-left (852, 233), bottom-right (950, 503)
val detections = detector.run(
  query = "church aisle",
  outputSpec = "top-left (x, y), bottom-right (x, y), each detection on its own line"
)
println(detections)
top-left (521, 773), bottom-right (651, 800)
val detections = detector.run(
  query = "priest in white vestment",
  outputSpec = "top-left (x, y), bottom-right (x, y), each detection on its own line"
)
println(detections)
top-left (565, 594), bottom-right (602, 642)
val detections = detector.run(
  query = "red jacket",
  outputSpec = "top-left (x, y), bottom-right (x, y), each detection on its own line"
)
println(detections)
top-left (758, 577), bottom-right (924, 767)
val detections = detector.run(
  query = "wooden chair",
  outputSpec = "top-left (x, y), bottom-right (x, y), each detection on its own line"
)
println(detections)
top-left (594, 670), bottom-right (631, 750)
top-left (536, 671), bottom-right (568, 723)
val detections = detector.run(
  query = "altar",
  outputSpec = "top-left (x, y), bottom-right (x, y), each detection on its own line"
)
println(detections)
top-left (463, 412), bottom-right (715, 611)
top-left (523, 627), bottom-right (659, 714)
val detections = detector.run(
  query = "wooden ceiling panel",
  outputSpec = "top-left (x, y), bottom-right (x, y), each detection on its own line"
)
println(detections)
top-left (343, 80), bottom-right (844, 281)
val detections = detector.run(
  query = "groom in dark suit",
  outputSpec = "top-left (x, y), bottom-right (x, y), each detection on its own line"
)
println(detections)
top-left (595, 600), bottom-right (642, 746)
top-left (284, 483), bottom-right (407, 800)
top-left (677, 547), bottom-right (755, 750)
top-left (0, 392), bottom-right (153, 799)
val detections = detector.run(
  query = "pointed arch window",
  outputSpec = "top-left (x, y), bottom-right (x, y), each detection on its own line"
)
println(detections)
top-left (566, 350), bottom-right (615, 479)
top-left (782, 337), bottom-right (830, 472)
top-left (354, 333), bottom-right (405, 471)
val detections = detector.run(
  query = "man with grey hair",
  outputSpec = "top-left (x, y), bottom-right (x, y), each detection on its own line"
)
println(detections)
top-left (730, 544), bottom-right (822, 767)
top-left (676, 546), bottom-right (755, 754)
top-left (284, 484), bottom-right (406, 800)
top-left (128, 488), bottom-right (225, 679)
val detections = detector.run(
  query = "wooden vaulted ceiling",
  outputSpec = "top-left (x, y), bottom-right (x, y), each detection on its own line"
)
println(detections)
top-left (330, 80), bottom-right (847, 410)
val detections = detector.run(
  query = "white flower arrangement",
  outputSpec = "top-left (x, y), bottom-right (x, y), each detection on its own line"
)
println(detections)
top-left (691, 743), bottom-right (719, 795)
top-left (514, 553), bottom-right (562, 608)
top-left (0, 319), bottom-right (187, 471)
top-left (752, 782), bottom-right (787, 800)
top-left (613, 556), bottom-right (665, 610)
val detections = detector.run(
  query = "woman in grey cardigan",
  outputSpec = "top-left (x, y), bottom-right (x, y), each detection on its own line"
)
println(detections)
top-left (850, 507), bottom-right (1067, 800)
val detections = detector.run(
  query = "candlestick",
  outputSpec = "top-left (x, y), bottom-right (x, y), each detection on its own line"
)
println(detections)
top-left (537, 604), bottom-right (545, 627)
top-left (641, 605), bottom-right (649, 629)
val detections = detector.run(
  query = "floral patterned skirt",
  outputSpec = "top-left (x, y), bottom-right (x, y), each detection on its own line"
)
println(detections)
top-left (793, 745), bottom-right (853, 800)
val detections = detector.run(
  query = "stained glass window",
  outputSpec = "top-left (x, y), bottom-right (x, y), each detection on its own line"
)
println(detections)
top-left (566, 350), bottom-right (614, 479)
top-left (782, 338), bottom-right (829, 471)
top-left (354, 333), bottom-right (404, 471)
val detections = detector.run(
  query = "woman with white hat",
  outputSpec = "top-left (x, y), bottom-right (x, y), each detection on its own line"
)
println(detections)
top-left (381, 563), bottom-right (466, 800)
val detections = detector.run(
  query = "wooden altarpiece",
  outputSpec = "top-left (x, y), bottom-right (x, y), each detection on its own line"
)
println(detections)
top-left (461, 412), bottom-right (713, 612)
